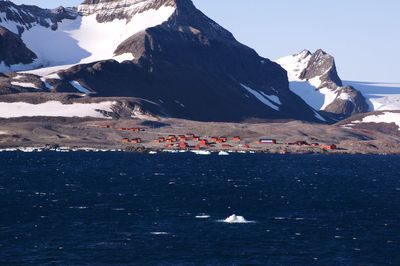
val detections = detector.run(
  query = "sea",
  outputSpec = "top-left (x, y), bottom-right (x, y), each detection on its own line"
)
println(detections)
top-left (0, 152), bottom-right (399, 265)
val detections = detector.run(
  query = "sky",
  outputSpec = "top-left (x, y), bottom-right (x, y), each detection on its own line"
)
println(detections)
top-left (12, 0), bottom-right (400, 82)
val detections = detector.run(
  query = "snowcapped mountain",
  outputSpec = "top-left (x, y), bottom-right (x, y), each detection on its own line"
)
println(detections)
top-left (0, 0), bottom-right (326, 122)
top-left (277, 50), bottom-right (369, 118)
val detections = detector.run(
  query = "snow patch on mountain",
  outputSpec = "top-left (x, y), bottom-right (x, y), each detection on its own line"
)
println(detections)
top-left (70, 81), bottom-right (91, 94)
top-left (276, 50), bottom-right (311, 81)
top-left (0, 101), bottom-right (115, 118)
top-left (241, 84), bottom-right (280, 111)
top-left (10, 81), bottom-right (39, 89)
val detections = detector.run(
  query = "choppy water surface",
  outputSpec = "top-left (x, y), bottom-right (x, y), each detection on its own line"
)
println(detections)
top-left (0, 153), bottom-right (399, 265)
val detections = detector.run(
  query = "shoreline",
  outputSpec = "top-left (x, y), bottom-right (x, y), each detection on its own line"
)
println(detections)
top-left (0, 145), bottom-right (398, 155)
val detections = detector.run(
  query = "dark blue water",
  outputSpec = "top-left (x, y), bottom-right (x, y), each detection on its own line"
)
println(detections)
top-left (0, 153), bottom-right (399, 265)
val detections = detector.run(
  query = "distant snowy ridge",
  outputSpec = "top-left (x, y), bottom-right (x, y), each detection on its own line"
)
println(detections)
top-left (344, 81), bottom-right (400, 112)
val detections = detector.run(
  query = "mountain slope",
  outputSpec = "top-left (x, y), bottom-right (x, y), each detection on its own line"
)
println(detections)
top-left (53, 0), bottom-right (325, 122)
top-left (0, 0), bottom-right (326, 122)
top-left (277, 50), bottom-right (369, 118)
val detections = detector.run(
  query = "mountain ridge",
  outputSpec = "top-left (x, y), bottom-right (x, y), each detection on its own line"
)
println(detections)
top-left (0, 0), bottom-right (326, 122)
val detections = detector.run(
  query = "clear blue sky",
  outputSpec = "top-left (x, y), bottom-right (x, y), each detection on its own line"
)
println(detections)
top-left (13, 0), bottom-right (400, 82)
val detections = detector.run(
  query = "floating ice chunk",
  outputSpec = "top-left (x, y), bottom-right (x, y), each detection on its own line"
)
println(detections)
top-left (148, 151), bottom-right (158, 154)
top-left (191, 150), bottom-right (211, 155)
top-left (221, 214), bottom-right (255, 224)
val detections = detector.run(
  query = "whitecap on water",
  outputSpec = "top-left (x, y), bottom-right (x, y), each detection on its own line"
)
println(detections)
top-left (150, 232), bottom-right (169, 235)
top-left (112, 208), bottom-right (126, 211)
top-left (195, 214), bottom-right (211, 219)
top-left (219, 214), bottom-right (255, 224)
top-left (69, 206), bottom-right (88, 210)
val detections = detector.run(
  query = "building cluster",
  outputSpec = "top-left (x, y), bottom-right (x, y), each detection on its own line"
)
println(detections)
top-left (97, 123), bottom-right (337, 151)
top-left (153, 134), bottom-right (245, 150)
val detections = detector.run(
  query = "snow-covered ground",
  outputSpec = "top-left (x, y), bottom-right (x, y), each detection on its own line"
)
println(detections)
top-left (10, 81), bottom-right (39, 89)
top-left (344, 81), bottom-right (400, 111)
top-left (348, 112), bottom-right (400, 130)
top-left (0, 101), bottom-right (115, 118)
top-left (0, 3), bottom-right (175, 73)
top-left (361, 112), bottom-right (400, 129)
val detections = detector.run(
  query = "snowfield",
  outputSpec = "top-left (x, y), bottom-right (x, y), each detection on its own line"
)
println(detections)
top-left (0, 101), bottom-right (116, 118)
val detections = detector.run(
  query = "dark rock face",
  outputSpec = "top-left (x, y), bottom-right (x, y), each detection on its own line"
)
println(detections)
top-left (0, 26), bottom-right (36, 66)
top-left (300, 49), bottom-right (342, 90)
top-left (324, 87), bottom-right (369, 116)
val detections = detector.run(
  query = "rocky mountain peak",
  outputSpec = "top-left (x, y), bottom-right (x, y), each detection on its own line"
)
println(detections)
top-left (78, 0), bottom-right (177, 23)
top-left (298, 49), bottom-right (312, 59)
top-left (277, 49), bottom-right (369, 118)
top-left (299, 49), bottom-right (342, 87)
